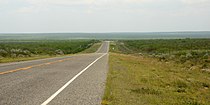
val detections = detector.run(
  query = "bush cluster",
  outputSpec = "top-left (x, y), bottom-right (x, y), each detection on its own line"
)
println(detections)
top-left (121, 39), bottom-right (210, 68)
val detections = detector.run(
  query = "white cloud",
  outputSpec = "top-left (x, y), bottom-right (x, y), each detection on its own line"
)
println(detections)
top-left (2, 0), bottom-right (209, 7)
top-left (181, 0), bottom-right (210, 6)
top-left (23, 0), bottom-right (96, 6)
top-left (181, 0), bottom-right (210, 4)
top-left (10, 0), bottom-right (210, 14)
top-left (16, 6), bottom-right (36, 13)
top-left (1, 0), bottom-right (209, 32)
top-left (20, 0), bottom-right (210, 9)
top-left (16, 6), bottom-right (49, 13)
top-left (0, 0), bottom-right (8, 4)
top-left (21, 0), bottom-right (160, 6)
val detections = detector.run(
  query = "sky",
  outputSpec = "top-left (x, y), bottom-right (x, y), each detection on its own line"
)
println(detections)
top-left (0, 0), bottom-right (210, 33)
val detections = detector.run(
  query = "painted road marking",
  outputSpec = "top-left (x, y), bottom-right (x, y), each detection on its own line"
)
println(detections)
top-left (0, 57), bottom-right (74, 75)
top-left (41, 53), bottom-right (107, 105)
top-left (0, 42), bottom-right (108, 75)
top-left (0, 53), bottom-right (96, 67)
top-left (0, 53), bottom-right (102, 75)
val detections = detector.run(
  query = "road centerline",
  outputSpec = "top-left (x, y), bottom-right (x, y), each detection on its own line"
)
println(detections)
top-left (41, 53), bottom-right (107, 105)
top-left (0, 54), bottom-right (99, 75)
top-left (0, 59), bottom-right (66, 75)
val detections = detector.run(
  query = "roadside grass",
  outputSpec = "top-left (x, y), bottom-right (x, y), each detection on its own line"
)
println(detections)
top-left (81, 42), bottom-right (102, 53)
top-left (0, 55), bottom-right (52, 63)
top-left (102, 53), bottom-right (210, 105)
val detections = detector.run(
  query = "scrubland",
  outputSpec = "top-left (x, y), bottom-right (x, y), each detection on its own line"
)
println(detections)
top-left (0, 40), bottom-right (99, 63)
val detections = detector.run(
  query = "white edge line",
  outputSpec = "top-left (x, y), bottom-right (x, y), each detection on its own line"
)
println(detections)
top-left (41, 53), bottom-right (107, 105)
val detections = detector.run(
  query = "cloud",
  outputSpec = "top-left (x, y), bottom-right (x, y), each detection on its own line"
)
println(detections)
top-left (21, 0), bottom-right (159, 6)
top-left (23, 0), bottom-right (96, 6)
top-left (1, 0), bottom-right (210, 32)
top-left (181, 0), bottom-right (210, 4)
top-left (13, 0), bottom-right (210, 15)
top-left (16, 6), bottom-right (49, 13)
top-left (16, 6), bottom-right (36, 13)
top-left (181, 0), bottom-right (210, 6)
top-left (3, 0), bottom-right (209, 7)
top-left (0, 0), bottom-right (8, 5)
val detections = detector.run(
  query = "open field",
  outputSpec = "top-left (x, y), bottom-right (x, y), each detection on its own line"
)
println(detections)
top-left (103, 39), bottom-right (210, 105)
top-left (103, 53), bottom-right (210, 105)
top-left (0, 40), bottom-right (99, 63)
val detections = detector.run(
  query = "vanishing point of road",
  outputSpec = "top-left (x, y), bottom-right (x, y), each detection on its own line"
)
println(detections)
top-left (0, 41), bottom-right (110, 105)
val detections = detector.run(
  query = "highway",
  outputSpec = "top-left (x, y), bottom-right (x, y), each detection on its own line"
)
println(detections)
top-left (0, 41), bottom-right (109, 105)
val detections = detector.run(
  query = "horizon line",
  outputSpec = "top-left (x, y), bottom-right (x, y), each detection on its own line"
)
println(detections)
top-left (1, 30), bottom-right (210, 34)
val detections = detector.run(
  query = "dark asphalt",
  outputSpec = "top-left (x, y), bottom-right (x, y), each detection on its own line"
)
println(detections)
top-left (0, 41), bottom-right (109, 105)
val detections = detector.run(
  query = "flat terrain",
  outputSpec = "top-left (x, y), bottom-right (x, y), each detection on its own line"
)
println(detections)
top-left (0, 32), bottom-right (209, 40)
top-left (0, 41), bottom-right (109, 105)
top-left (103, 53), bottom-right (210, 105)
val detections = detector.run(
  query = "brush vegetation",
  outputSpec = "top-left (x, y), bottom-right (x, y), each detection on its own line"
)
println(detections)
top-left (112, 39), bottom-right (210, 70)
top-left (0, 40), bottom-right (99, 63)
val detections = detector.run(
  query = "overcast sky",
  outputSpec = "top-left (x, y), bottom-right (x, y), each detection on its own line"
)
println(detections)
top-left (0, 0), bottom-right (210, 33)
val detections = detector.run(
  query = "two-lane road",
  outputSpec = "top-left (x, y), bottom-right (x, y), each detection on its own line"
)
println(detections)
top-left (0, 41), bottom-right (109, 105)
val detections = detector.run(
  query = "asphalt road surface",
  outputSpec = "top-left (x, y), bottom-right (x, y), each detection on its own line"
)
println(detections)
top-left (0, 41), bottom-right (109, 105)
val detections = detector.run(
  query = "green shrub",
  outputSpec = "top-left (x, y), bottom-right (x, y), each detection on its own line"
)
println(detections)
top-left (119, 39), bottom-right (210, 68)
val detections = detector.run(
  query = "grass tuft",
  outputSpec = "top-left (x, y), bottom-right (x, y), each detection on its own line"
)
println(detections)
top-left (131, 87), bottom-right (161, 95)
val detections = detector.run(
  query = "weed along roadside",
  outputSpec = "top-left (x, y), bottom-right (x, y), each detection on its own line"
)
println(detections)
top-left (102, 40), bottom-right (210, 105)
